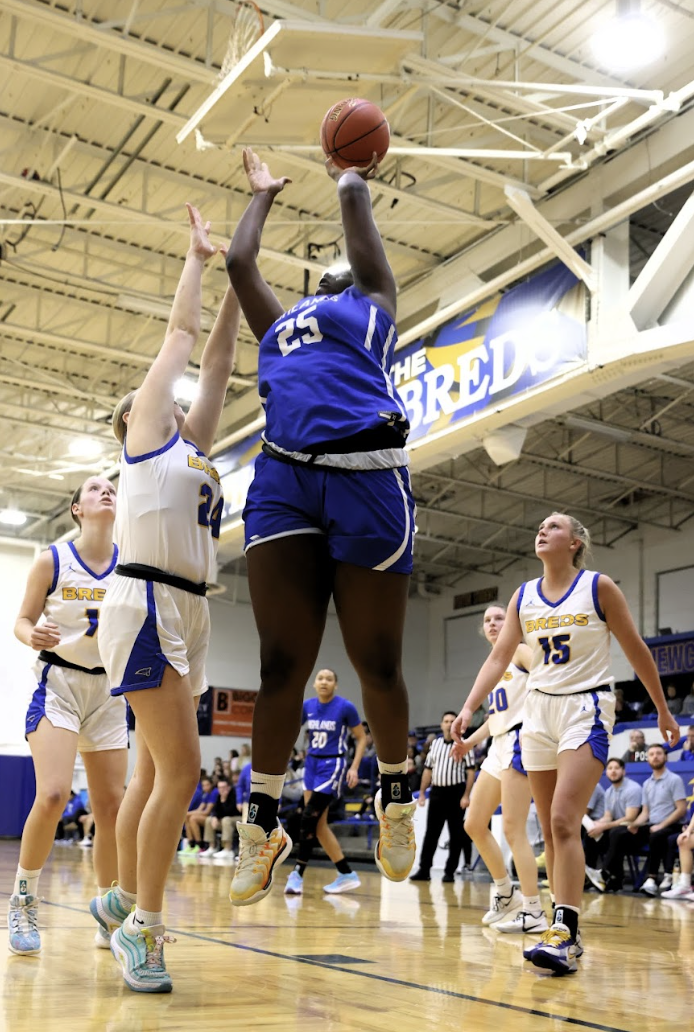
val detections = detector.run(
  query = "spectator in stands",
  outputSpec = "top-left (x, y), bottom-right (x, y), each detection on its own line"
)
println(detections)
top-left (662, 807), bottom-right (694, 899)
top-left (182, 777), bottom-right (219, 854)
top-left (237, 758), bottom-right (251, 822)
top-left (682, 683), bottom-right (694, 717)
top-left (622, 729), bottom-right (648, 763)
top-left (407, 732), bottom-right (419, 756)
top-left (55, 791), bottom-right (87, 844)
top-left (199, 778), bottom-right (240, 859)
top-left (632, 744), bottom-right (687, 894)
top-left (666, 684), bottom-right (683, 716)
top-left (407, 747), bottom-right (421, 793)
top-left (239, 743), bottom-right (252, 767)
top-left (680, 726), bottom-right (694, 761)
top-left (211, 757), bottom-right (224, 782)
top-left (613, 688), bottom-right (638, 724)
top-left (229, 749), bottom-right (240, 773)
top-left (584, 758), bottom-right (642, 892)
top-left (358, 727), bottom-right (379, 795)
top-left (409, 712), bottom-right (476, 882)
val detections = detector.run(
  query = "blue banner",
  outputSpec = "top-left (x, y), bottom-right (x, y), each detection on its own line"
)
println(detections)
top-left (645, 632), bottom-right (694, 676)
top-left (392, 261), bottom-right (586, 443)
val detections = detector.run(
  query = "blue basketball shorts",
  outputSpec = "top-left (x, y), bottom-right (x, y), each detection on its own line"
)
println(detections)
top-left (303, 754), bottom-right (348, 797)
top-left (243, 453), bottom-right (416, 574)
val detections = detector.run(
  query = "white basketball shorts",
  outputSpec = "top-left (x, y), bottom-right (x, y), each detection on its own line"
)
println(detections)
top-left (521, 688), bottom-right (615, 771)
top-left (26, 660), bottom-right (127, 752)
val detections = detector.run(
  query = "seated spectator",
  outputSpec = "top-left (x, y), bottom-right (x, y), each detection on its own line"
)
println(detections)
top-left (229, 749), bottom-right (240, 773)
top-left (661, 809), bottom-right (694, 899)
top-left (79, 810), bottom-right (95, 849)
top-left (182, 776), bottom-right (219, 854)
top-left (236, 759), bottom-right (251, 822)
top-left (199, 777), bottom-right (240, 859)
top-left (584, 758), bottom-right (642, 891)
top-left (622, 729), bottom-right (648, 763)
top-left (666, 684), bottom-right (683, 716)
top-left (55, 791), bottom-right (87, 844)
top-left (627, 744), bottom-right (686, 895)
top-left (407, 747), bottom-right (421, 794)
top-left (682, 682), bottom-right (694, 717)
top-left (680, 726), bottom-right (694, 761)
top-left (614, 688), bottom-right (638, 723)
top-left (407, 732), bottom-right (419, 756)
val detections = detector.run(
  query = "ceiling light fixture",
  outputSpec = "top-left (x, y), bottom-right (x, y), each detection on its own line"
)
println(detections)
top-left (68, 439), bottom-right (103, 458)
top-left (564, 415), bottom-right (633, 442)
top-left (591, 0), bottom-right (666, 73)
top-left (0, 509), bottom-right (27, 526)
top-left (174, 377), bottom-right (199, 403)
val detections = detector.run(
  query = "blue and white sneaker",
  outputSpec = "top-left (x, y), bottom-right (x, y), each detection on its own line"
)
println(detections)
top-left (323, 872), bottom-right (361, 894)
top-left (90, 885), bottom-right (131, 939)
top-left (523, 924), bottom-right (578, 974)
top-left (110, 916), bottom-right (175, 993)
top-left (8, 894), bottom-right (40, 955)
top-left (94, 927), bottom-right (111, 949)
top-left (284, 871), bottom-right (304, 895)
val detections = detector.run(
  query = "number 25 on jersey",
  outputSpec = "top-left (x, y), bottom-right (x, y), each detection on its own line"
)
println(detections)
top-left (276, 305), bottom-right (323, 356)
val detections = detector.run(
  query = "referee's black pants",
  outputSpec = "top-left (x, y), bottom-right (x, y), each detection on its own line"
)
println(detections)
top-left (419, 783), bottom-right (472, 876)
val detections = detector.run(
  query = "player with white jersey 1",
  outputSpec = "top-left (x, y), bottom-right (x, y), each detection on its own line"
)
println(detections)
top-left (91, 205), bottom-right (240, 994)
top-left (285, 668), bottom-right (366, 897)
top-left (456, 605), bottom-right (548, 934)
top-left (225, 149), bottom-right (417, 909)
top-left (452, 512), bottom-right (679, 975)
top-left (9, 477), bottom-right (126, 957)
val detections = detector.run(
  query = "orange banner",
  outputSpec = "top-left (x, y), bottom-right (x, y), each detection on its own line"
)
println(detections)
top-left (210, 687), bottom-right (256, 736)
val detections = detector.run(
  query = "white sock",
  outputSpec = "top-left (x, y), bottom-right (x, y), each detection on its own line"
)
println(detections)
top-left (493, 876), bottom-right (513, 895)
top-left (522, 894), bottom-right (542, 912)
top-left (377, 759), bottom-right (408, 775)
top-left (680, 873), bottom-right (692, 887)
top-left (249, 770), bottom-right (285, 800)
top-left (14, 866), bottom-right (41, 898)
top-left (132, 907), bottom-right (164, 931)
top-left (113, 884), bottom-right (137, 908)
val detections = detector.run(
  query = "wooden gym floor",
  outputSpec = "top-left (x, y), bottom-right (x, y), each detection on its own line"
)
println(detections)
top-left (0, 839), bottom-right (691, 1032)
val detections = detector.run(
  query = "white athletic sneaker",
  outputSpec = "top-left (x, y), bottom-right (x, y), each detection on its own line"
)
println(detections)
top-left (585, 866), bottom-right (606, 893)
top-left (213, 848), bottom-right (235, 860)
top-left (94, 927), bottom-right (111, 949)
top-left (111, 916), bottom-right (175, 993)
top-left (79, 838), bottom-right (93, 849)
top-left (660, 874), bottom-right (673, 892)
top-left (8, 894), bottom-right (40, 955)
top-left (661, 878), bottom-right (693, 899)
top-left (374, 791), bottom-right (416, 882)
top-left (482, 886), bottom-right (522, 926)
top-left (229, 821), bottom-right (293, 906)
top-left (496, 909), bottom-right (549, 934)
top-left (284, 871), bottom-right (303, 895)
top-left (197, 846), bottom-right (215, 857)
top-left (641, 877), bottom-right (659, 896)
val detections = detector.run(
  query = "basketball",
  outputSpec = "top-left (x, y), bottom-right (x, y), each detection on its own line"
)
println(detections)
top-left (320, 98), bottom-right (390, 170)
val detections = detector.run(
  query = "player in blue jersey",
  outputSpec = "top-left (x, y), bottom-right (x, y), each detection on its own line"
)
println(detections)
top-left (452, 513), bottom-right (679, 974)
top-left (285, 668), bottom-right (366, 895)
top-left (10, 477), bottom-right (126, 956)
top-left (91, 205), bottom-right (240, 994)
top-left (226, 148), bottom-right (416, 907)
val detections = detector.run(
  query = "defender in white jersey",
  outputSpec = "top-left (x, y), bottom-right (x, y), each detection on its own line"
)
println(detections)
top-left (453, 512), bottom-right (679, 975)
top-left (10, 477), bottom-right (127, 957)
top-left (458, 605), bottom-right (547, 935)
top-left (93, 205), bottom-right (240, 994)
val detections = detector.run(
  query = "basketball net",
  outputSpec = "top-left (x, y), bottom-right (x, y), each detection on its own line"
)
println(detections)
top-left (218, 0), bottom-right (265, 79)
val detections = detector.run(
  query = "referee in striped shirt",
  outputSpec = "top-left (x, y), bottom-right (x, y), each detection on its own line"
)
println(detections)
top-left (410, 711), bottom-right (476, 882)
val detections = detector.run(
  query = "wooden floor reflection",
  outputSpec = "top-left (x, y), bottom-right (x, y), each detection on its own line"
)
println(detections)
top-left (1, 839), bottom-right (692, 1032)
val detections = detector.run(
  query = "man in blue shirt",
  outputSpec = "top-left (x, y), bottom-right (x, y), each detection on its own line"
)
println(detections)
top-left (584, 758), bottom-right (643, 892)
top-left (630, 745), bottom-right (686, 895)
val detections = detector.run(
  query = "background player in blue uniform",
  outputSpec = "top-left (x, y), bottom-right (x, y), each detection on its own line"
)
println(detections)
top-left (10, 477), bottom-right (126, 956)
top-left (285, 668), bottom-right (366, 895)
top-left (226, 148), bottom-right (417, 907)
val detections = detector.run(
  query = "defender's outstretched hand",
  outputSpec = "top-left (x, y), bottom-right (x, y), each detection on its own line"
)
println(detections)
top-left (242, 148), bottom-right (291, 196)
top-left (186, 203), bottom-right (218, 262)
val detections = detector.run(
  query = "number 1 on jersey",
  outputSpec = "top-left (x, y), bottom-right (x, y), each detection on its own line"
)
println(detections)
top-left (84, 608), bottom-right (99, 637)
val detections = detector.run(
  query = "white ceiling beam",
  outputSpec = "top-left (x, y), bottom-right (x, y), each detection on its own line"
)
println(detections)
top-left (1, 0), bottom-right (216, 82)
top-left (0, 170), bottom-right (328, 274)
top-left (0, 53), bottom-right (187, 127)
top-left (434, 9), bottom-right (647, 95)
top-left (399, 155), bottom-right (694, 346)
top-left (628, 189), bottom-right (694, 330)
top-left (504, 186), bottom-right (596, 291)
top-left (0, 370), bottom-right (114, 407)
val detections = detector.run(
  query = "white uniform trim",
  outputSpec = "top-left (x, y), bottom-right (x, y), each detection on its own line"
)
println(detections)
top-left (373, 468), bottom-right (411, 572)
top-left (244, 527), bottom-right (324, 553)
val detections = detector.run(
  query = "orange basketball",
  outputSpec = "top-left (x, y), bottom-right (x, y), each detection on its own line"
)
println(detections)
top-left (320, 98), bottom-right (390, 170)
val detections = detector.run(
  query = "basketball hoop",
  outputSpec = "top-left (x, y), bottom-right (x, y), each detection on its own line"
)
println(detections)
top-left (219, 0), bottom-right (265, 79)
